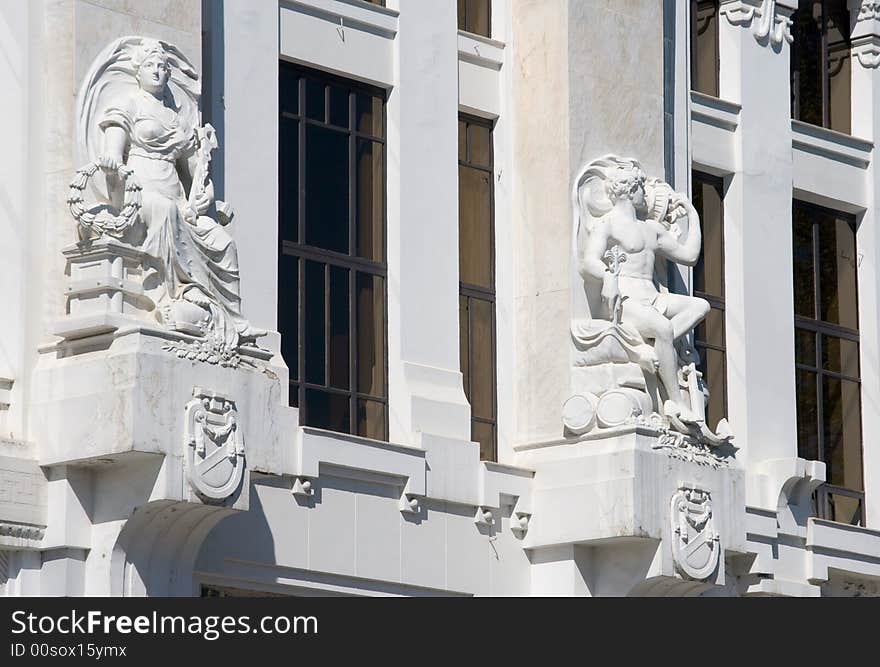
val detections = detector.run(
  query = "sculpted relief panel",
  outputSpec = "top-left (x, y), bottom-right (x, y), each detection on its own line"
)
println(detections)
top-left (565, 156), bottom-right (733, 449)
top-left (65, 37), bottom-right (263, 364)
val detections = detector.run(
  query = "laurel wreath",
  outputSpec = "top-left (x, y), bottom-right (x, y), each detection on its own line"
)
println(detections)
top-left (67, 162), bottom-right (142, 237)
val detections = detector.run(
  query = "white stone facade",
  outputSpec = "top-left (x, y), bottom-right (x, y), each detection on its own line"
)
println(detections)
top-left (0, 0), bottom-right (878, 596)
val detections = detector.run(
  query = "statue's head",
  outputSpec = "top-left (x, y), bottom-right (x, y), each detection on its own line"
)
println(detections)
top-left (132, 39), bottom-right (172, 95)
top-left (606, 164), bottom-right (647, 211)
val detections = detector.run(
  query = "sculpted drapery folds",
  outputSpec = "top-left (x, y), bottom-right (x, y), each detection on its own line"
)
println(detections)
top-left (569, 156), bottom-right (732, 445)
top-left (69, 36), bottom-right (263, 358)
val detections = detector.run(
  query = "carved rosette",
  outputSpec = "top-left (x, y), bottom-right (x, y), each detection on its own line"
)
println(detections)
top-left (670, 486), bottom-right (720, 581)
top-left (184, 388), bottom-right (245, 503)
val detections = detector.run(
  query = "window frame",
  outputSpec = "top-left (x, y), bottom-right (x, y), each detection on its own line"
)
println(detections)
top-left (792, 198), bottom-right (864, 525)
top-left (458, 0), bottom-right (492, 39)
top-left (689, 0), bottom-right (720, 98)
top-left (278, 61), bottom-right (389, 440)
top-left (458, 113), bottom-right (497, 461)
top-left (790, 0), bottom-right (852, 133)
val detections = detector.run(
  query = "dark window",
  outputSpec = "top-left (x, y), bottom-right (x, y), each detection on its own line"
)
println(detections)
top-left (459, 115), bottom-right (496, 461)
top-left (278, 62), bottom-right (387, 441)
top-left (692, 173), bottom-right (727, 429)
top-left (792, 200), bottom-right (863, 525)
top-left (458, 0), bottom-right (491, 38)
top-left (791, 0), bottom-right (852, 134)
top-left (362, 0), bottom-right (386, 6)
top-left (690, 0), bottom-right (720, 97)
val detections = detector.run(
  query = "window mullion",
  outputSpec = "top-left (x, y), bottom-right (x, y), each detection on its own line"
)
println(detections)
top-left (822, 1), bottom-right (828, 128)
top-left (298, 75), bottom-right (306, 246)
top-left (348, 91), bottom-right (356, 434)
top-left (350, 268), bottom-right (357, 436)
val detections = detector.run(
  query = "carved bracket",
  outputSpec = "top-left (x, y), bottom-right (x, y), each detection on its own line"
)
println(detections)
top-left (474, 506), bottom-right (495, 527)
top-left (721, 0), bottom-right (794, 48)
top-left (290, 476), bottom-right (314, 498)
top-left (399, 492), bottom-right (420, 514)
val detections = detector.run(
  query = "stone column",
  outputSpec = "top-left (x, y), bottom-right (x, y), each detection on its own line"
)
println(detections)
top-left (718, 0), bottom-right (800, 475)
top-left (387, 0), bottom-right (473, 445)
top-left (849, 0), bottom-right (880, 528)
top-left (216, 0), bottom-right (279, 335)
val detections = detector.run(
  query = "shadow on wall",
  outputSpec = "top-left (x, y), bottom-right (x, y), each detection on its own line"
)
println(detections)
top-left (201, 0), bottom-right (224, 201)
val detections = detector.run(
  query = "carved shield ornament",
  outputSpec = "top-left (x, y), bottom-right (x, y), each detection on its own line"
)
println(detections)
top-left (669, 486), bottom-right (720, 581)
top-left (184, 389), bottom-right (245, 502)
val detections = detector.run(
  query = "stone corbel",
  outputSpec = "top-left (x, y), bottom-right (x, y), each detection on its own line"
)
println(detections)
top-left (399, 478), bottom-right (422, 514)
top-left (290, 476), bottom-right (314, 499)
top-left (399, 491), bottom-right (420, 514)
top-left (510, 511), bottom-right (531, 537)
top-left (720, 0), bottom-right (796, 48)
top-left (473, 506), bottom-right (495, 527)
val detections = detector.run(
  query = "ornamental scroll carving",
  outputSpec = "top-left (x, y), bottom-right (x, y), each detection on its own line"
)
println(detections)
top-left (67, 37), bottom-right (264, 364)
top-left (721, 0), bottom-right (794, 48)
top-left (563, 156), bottom-right (733, 448)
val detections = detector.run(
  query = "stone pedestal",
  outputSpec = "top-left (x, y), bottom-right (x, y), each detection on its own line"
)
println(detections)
top-left (55, 239), bottom-right (154, 340)
top-left (516, 428), bottom-right (745, 595)
top-left (32, 330), bottom-right (296, 510)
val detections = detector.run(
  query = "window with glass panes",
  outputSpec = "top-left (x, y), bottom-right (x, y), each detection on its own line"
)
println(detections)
top-left (792, 200), bottom-right (864, 525)
top-left (690, 0), bottom-right (720, 97)
top-left (458, 115), bottom-right (496, 461)
top-left (791, 0), bottom-right (852, 134)
top-left (458, 0), bottom-right (491, 38)
top-left (278, 62), bottom-right (388, 441)
top-left (692, 172), bottom-right (727, 430)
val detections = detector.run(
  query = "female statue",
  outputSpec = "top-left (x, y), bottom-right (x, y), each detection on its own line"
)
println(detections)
top-left (574, 156), bottom-right (712, 427)
top-left (73, 36), bottom-right (262, 357)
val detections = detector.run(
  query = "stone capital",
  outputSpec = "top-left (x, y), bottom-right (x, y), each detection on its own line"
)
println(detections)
top-left (852, 1), bottom-right (880, 68)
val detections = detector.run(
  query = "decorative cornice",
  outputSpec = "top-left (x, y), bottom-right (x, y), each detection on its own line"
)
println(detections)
top-left (853, 2), bottom-right (880, 68)
top-left (721, 0), bottom-right (794, 48)
top-left (0, 521), bottom-right (45, 543)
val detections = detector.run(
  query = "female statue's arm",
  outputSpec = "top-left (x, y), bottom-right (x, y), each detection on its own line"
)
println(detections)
top-left (98, 125), bottom-right (127, 171)
top-left (657, 195), bottom-right (702, 266)
top-left (178, 150), bottom-right (214, 217)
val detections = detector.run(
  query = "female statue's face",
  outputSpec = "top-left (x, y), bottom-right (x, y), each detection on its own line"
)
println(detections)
top-left (137, 53), bottom-right (171, 94)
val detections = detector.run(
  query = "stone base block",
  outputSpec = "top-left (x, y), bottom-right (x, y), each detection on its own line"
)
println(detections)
top-left (30, 330), bottom-right (298, 510)
top-left (517, 427), bottom-right (745, 589)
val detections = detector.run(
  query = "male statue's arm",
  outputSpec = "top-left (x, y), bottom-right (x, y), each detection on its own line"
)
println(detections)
top-left (578, 219), bottom-right (609, 282)
top-left (656, 195), bottom-right (701, 266)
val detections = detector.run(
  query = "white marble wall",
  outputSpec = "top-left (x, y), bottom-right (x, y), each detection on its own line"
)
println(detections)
top-left (197, 474), bottom-right (531, 596)
top-left (510, 0), bottom-right (665, 445)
